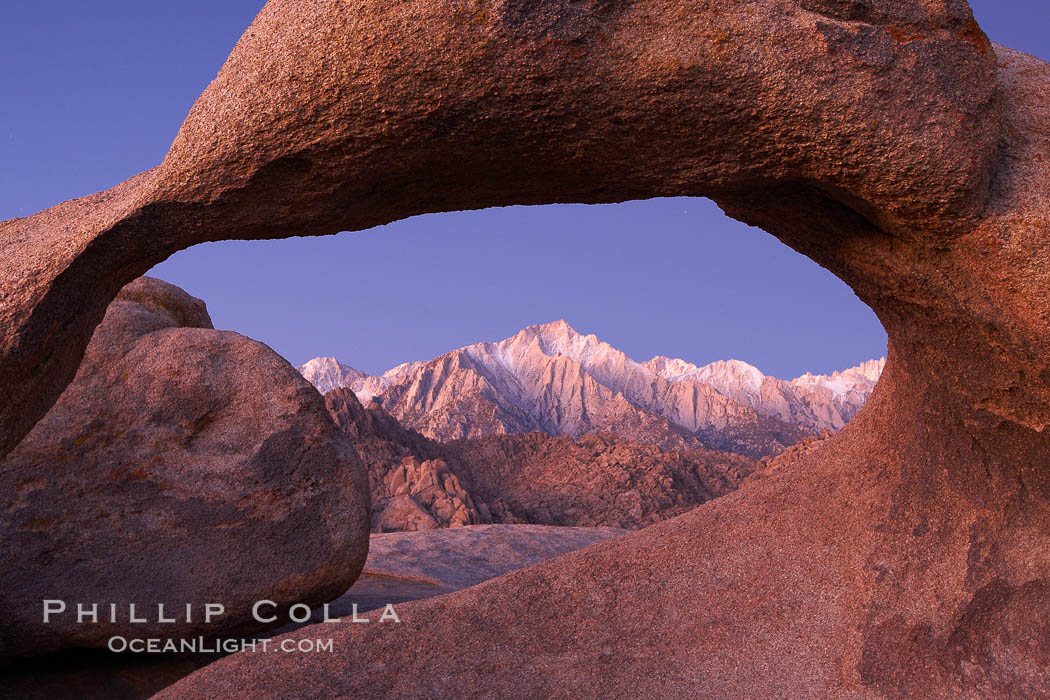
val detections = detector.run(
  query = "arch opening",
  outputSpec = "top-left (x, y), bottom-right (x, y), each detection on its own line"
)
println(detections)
top-left (148, 196), bottom-right (889, 528)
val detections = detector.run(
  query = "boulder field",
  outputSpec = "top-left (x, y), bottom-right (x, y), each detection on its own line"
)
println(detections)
top-left (325, 387), bottom-right (759, 531)
top-left (2, 0), bottom-right (1049, 695)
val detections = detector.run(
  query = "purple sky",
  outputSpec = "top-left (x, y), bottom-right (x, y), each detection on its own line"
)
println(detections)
top-left (2, 2), bottom-right (1044, 378)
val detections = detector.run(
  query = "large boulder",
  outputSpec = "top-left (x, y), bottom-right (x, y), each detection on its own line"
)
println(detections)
top-left (0, 277), bottom-right (370, 657)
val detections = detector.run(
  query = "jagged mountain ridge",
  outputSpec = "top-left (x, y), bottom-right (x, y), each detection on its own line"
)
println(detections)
top-left (299, 320), bottom-right (884, 457)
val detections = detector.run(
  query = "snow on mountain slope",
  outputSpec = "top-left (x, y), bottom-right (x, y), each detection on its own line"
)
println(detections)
top-left (791, 358), bottom-right (885, 396)
top-left (298, 321), bottom-right (885, 457)
top-left (296, 357), bottom-right (368, 395)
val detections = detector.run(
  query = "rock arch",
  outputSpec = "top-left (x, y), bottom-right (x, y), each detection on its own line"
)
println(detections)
top-left (2, 0), bottom-right (1049, 694)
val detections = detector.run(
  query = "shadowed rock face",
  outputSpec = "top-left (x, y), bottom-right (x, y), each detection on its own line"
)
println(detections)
top-left (0, 278), bottom-right (371, 657)
top-left (3, 0), bottom-right (1049, 695)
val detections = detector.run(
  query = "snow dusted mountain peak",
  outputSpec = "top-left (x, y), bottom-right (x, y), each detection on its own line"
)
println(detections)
top-left (701, 358), bottom-right (766, 381)
top-left (790, 357), bottom-right (886, 397)
top-left (524, 319), bottom-right (602, 358)
top-left (849, 358), bottom-right (886, 382)
top-left (299, 355), bottom-right (341, 373)
top-left (297, 356), bottom-right (367, 395)
top-left (644, 355), bottom-right (700, 381)
top-left (482, 319), bottom-right (632, 373)
top-left (690, 359), bottom-right (768, 405)
top-left (381, 361), bottom-right (421, 380)
top-left (296, 324), bottom-right (886, 456)
top-left (646, 356), bottom-right (768, 397)
top-left (533, 318), bottom-right (576, 336)
top-left (297, 356), bottom-right (423, 402)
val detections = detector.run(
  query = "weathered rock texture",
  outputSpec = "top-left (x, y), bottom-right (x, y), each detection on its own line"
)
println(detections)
top-left (375, 458), bottom-right (483, 531)
top-left (326, 388), bottom-right (490, 531)
top-left (3, 525), bottom-right (625, 700)
top-left (444, 431), bottom-right (758, 528)
top-left (326, 387), bottom-right (758, 531)
top-left (5, 0), bottom-right (1050, 695)
top-left (0, 278), bottom-right (370, 657)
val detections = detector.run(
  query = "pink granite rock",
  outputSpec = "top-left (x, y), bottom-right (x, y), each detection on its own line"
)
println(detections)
top-left (0, 278), bottom-right (370, 656)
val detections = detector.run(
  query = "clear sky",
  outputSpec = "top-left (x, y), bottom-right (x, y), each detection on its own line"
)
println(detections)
top-left (2, 2), bottom-right (1044, 378)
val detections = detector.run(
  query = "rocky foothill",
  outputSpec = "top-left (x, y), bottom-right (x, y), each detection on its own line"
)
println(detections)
top-left (325, 388), bottom-right (759, 532)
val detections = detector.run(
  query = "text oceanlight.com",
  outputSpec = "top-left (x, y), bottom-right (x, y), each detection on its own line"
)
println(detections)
top-left (107, 636), bottom-right (336, 654)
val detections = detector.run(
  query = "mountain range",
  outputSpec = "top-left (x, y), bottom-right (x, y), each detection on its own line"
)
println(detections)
top-left (299, 320), bottom-right (884, 458)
